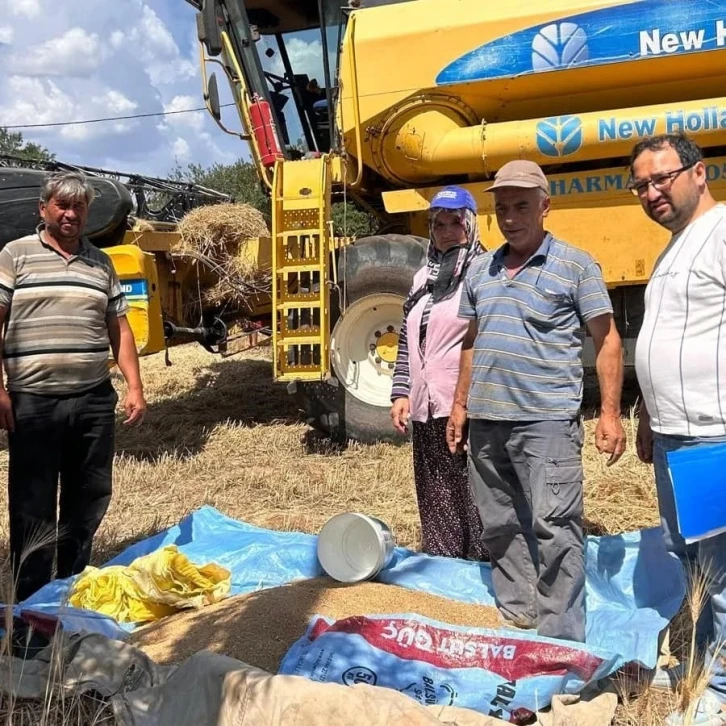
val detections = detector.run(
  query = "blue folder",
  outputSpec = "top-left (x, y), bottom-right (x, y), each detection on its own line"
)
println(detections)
top-left (667, 442), bottom-right (726, 543)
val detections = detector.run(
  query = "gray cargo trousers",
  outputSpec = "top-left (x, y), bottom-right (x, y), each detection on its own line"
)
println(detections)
top-left (468, 418), bottom-right (586, 642)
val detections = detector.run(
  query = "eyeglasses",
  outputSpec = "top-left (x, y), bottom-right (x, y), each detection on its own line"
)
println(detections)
top-left (627, 163), bottom-right (695, 196)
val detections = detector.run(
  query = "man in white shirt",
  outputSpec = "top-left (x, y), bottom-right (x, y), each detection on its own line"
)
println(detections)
top-left (632, 133), bottom-right (726, 726)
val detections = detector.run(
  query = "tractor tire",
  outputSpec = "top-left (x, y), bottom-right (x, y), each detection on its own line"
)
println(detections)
top-left (296, 234), bottom-right (427, 444)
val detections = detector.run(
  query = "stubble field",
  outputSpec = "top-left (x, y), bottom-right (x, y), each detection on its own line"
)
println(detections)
top-left (0, 344), bottom-right (674, 724)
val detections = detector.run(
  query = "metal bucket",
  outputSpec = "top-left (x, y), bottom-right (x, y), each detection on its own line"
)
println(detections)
top-left (317, 513), bottom-right (395, 583)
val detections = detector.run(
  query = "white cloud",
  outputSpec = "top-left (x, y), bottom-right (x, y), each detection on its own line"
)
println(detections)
top-left (0, 76), bottom-right (141, 142)
top-left (198, 131), bottom-right (238, 164)
top-left (11, 27), bottom-right (105, 77)
top-left (139, 5), bottom-right (178, 56)
top-left (0, 1), bottom-right (247, 174)
top-left (286, 38), bottom-right (327, 85)
top-left (2, 76), bottom-right (77, 126)
top-left (162, 95), bottom-right (204, 131)
top-left (3, 0), bottom-right (42, 19)
top-left (109, 30), bottom-right (124, 49)
top-left (172, 137), bottom-right (191, 160)
top-left (125, 5), bottom-right (196, 85)
top-left (94, 89), bottom-right (137, 114)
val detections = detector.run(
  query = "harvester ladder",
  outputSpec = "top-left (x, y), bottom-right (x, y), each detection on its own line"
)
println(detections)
top-left (271, 156), bottom-right (332, 381)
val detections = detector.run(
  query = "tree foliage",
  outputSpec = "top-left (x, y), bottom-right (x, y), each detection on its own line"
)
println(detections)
top-left (331, 198), bottom-right (376, 238)
top-left (0, 128), bottom-right (54, 162)
top-left (177, 160), bottom-right (271, 218)
top-left (173, 158), bottom-right (377, 238)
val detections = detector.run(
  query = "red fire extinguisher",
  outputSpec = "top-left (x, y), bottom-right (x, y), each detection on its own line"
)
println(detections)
top-left (249, 94), bottom-right (284, 167)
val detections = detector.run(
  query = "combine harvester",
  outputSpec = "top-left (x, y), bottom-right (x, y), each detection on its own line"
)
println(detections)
top-left (5, 0), bottom-right (726, 443)
top-left (181, 0), bottom-right (726, 441)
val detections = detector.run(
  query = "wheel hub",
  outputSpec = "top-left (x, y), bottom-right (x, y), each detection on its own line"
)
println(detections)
top-left (374, 328), bottom-right (398, 364)
top-left (331, 293), bottom-right (406, 407)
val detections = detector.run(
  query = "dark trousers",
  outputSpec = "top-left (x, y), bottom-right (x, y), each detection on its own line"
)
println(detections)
top-left (8, 380), bottom-right (117, 601)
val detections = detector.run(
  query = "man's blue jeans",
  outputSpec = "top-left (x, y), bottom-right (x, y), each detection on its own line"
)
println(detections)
top-left (654, 432), bottom-right (726, 701)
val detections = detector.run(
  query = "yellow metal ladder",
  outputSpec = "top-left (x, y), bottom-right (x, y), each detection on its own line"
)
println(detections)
top-left (271, 156), bottom-right (332, 381)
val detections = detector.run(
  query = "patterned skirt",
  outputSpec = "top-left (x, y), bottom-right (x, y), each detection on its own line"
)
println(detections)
top-left (411, 417), bottom-right (487, 560)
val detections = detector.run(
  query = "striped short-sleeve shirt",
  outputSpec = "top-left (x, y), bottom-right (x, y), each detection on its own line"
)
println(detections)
top-left (0, 233), bottom-right (129, 395)
top-left (459, 233), bottom-right (613, 421)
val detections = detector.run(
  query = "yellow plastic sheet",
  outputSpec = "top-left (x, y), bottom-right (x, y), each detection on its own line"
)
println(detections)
top-left (69, 545), bottom-right (231, 623)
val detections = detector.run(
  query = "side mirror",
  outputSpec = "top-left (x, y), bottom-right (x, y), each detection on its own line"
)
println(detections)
top-left (197, 0), bottom-right (222, 56)
top-left (206, 72), bottom-right (222, 121)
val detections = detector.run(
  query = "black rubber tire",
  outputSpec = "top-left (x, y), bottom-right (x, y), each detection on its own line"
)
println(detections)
top-left (0, 169), bottom-right (132, 248)
top-left (296, 234), bottom-right (427, 444)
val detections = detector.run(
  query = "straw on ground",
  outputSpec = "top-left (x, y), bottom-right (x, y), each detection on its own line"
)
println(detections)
top-left (0, 345), bottom-right (696, 725)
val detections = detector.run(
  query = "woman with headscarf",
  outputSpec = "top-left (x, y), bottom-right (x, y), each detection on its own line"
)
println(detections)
top-left (390, 186), bottom-right (486, 560)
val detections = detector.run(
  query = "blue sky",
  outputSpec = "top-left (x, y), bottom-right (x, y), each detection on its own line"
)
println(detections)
top-left (0, 0), bottom-right (329, 178)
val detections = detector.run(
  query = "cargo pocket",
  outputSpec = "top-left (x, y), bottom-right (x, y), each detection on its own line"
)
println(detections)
top-left (543, 457), bottom-right (584, 521)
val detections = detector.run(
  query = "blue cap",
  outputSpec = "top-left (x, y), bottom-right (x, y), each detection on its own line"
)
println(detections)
top-left (429, 185), bottom-right (477, 214)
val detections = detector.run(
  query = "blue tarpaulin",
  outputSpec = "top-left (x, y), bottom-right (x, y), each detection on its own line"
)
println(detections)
top-left (16, 506), bottom-right (685, 673)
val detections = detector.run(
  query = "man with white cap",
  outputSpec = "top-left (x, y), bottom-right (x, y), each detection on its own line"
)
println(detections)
top-left (447, 160), bottom-right (626, 642)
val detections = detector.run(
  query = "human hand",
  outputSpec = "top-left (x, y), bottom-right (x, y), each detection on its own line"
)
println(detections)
top-left (123, 387), bottom-right (147, 426)
top-left (595, 412), bottom-right (626, 466)
top-left (446, 403), bottom-right (468, 454)
top-left (636, 412), bottom-right (654, 464)
top-left (390, 398), bottom-right (410, 434)
top-left (0, 389), bottom-right (13, 432)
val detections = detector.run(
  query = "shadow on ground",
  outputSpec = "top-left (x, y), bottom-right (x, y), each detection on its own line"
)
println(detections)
top-left (116, 358), bottom-right (302, 461)
top-left (91, 518), bottom-right (171, 566)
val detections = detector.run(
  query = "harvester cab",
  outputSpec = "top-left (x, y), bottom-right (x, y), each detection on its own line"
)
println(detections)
top-left (186, 0), bottom-right (347, 167)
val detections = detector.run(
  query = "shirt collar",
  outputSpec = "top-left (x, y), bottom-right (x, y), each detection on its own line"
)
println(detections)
top-left (36, 225), bottom-right (90, 258)
top-left (493, 232), bottom-right (553, 265)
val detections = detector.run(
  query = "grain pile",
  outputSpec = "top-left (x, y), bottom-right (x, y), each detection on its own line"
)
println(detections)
top-left (174, 203), bottom-right (272, 310)
top-left (130, 578), bottom-right (502, 674)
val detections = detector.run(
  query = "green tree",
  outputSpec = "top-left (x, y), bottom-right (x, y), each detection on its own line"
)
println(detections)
top-left (0, 128), bottom-right (54, 162)
top-left (331, 199), bottom-right (376, 238)
top-left (174, 159), bottom-right (271, 217)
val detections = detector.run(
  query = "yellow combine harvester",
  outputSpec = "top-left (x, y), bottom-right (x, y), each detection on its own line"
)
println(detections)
top-left (22, 0), bottom-right (722, 443)
top-left (173, 0), bottom-right (726, 441)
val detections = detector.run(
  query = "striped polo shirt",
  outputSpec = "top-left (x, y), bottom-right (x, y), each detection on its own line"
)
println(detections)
top-left (459, 233), bottom-right (613, 421)
top-left (0, 232), bottom-right (129, 395)
top-left (635, 204), bottom-right (726, 436)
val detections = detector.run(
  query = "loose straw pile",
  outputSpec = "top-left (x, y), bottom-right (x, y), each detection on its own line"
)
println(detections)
top-left (174, 203), bottom-right (272, 311)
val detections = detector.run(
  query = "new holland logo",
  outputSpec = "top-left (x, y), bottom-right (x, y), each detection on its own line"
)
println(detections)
top-left (531, 22), bottom-right (589, 71)
top-left (536, 115), bottom-right (583, 157)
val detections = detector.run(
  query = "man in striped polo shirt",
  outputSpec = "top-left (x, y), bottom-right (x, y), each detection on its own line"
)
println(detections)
top-left (0, 171), bottom-right (146, 601)
top-left (447, 160), bottom-right (626, 643)
top-left (631, 134), bottom-right (726, 725)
